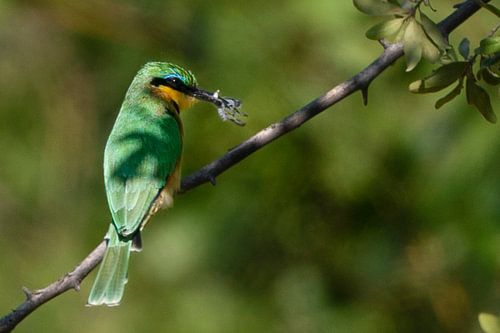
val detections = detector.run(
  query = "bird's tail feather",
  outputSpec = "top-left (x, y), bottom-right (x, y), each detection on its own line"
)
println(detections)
top-left (87, 225), bottom-right (131, 306)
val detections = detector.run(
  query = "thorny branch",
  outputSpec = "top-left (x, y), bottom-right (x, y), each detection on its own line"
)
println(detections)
top-left (0, 1), bottom-right (489, 331)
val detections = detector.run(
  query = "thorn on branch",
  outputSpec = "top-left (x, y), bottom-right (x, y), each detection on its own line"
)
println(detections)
top-left (22, 287), bottom-right (33, 301)
top-left (64, 275), bottom-right (77, 291)
top-left (361, 86), bottom-right (370, 106)
top-left (209, 175), bottom-right (217, 186)
top-left (64, 270), bottom-right (82, 291)
top-left (379, 39), bottom-right (391, 49)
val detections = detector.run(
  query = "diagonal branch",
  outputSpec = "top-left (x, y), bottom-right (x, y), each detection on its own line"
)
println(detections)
top-left (0, 1), bottom-right (488, 331)
top-left (180, 0), bottom-right (490, 191)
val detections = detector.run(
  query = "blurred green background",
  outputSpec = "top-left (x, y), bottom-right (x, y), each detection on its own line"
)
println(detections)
top-left (0, 0), bottom-right (498, 332)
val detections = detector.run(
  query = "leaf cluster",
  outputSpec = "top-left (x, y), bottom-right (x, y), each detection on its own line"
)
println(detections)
top-left (354, 0), bottom-right (499, 123)
top-left (355, 0), bottom-right (449, 71)
top-left (410, 35), bottom-right (499, 123)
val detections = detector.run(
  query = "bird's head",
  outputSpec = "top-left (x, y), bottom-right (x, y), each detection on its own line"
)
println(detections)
top-left (143, 62), bottom-right (198, 112)
top-left (142, 62), bottom-right (246, 125)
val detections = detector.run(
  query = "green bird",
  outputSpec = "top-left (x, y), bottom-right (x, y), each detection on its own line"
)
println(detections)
top-left (87, 62), bottom-right (245, 306)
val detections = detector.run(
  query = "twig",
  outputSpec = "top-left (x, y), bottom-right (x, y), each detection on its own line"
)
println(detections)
top-left (0, 242), bottom-right (106, 332)
top-left (0, 1), bottom-right (488, 331)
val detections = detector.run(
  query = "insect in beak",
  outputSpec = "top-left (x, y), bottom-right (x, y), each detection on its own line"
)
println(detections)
top-left (189, 87), bottom-right (247, 126)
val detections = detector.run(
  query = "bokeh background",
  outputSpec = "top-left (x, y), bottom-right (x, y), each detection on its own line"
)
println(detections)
top-left (0, 1), bottom-right (499, 332)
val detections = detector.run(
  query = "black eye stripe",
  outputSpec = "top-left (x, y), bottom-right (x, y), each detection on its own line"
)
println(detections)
top-left (150, 77), bottom-right (194, 95)
top-left (151, 77), bottom-right (183, 89)
top-left (150, 77), bottom-right (169, 87)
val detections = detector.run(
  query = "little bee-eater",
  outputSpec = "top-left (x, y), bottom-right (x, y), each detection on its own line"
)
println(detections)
top-left (87, 62), bottom-right (244, 306)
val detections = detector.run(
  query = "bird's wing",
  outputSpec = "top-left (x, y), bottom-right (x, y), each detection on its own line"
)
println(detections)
top-left (104, 110), bottom-right (182, 238)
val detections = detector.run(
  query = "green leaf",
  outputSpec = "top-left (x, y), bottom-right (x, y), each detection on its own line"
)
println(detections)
top-left (401, 16), bottom-right (440, 66)
top-left (421, 32), bottom-right (441, 63)
top-left (394, 18), bottom-right (409, 42)
top-left (466, 77), bottom-right (497, 123)
top-left (459, 38), bottom-right (470, 60)
top-left (353, 0), bottom-right (407, 16)
top-left (435, 80), bottom-right (463, 109)
top-left (365, 18), bottom-right (405, 40)
top-left (478, 67), bottom-right (500, 85)
top-left (403, 18), bottom-right (424, 71)
top-left (479, 313), bottom-right (500, 333)
top-left (409, 62), bottom-right (467, 93)
top-left (480, 37), bottom-right (500, 55)
top-left (420, 12), bottom-right (449, 50)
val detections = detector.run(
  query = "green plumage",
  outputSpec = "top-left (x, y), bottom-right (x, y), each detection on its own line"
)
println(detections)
top-left (88, 62), bottom-right (196, 306)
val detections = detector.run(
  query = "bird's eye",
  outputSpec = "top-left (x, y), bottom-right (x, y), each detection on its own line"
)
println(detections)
top-left (150, 75), bottom-right (184, 88)
top-left (163, 74), bottom-right (182, 85)
top-left (166, 75), bottom-right (188, 90)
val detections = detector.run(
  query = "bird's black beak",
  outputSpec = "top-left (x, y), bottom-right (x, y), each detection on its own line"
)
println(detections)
top-left (150, 77), bottom-right (247, 126)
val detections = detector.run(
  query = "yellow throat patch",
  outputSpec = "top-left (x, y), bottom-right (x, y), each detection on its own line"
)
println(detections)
top-left (153, 85), bottom-right (197, 111)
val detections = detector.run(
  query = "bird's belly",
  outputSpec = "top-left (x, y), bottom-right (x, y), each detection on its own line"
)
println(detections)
top-left (139, 157), bottom-right (182, 231)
